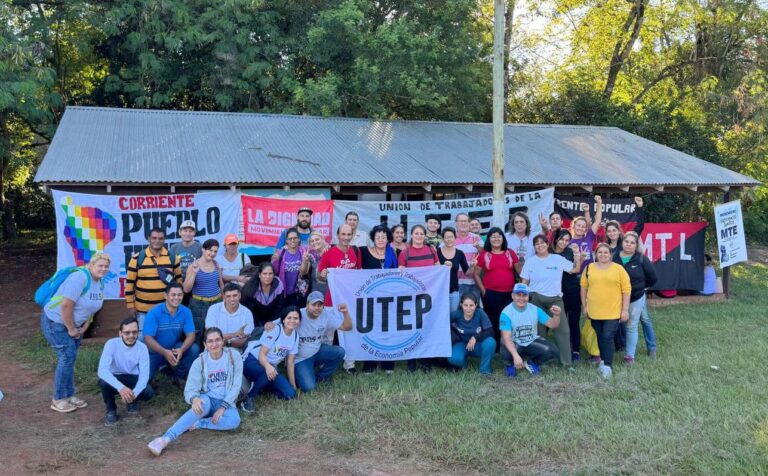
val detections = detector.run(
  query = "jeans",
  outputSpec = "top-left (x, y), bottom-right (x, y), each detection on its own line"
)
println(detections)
top-left (148, 343), bottom-right (200, 381)
top-left (243, 355), bottom-right (296, 400)
top-left (591, 319), bottom-right (620, 367)
top-left (98, 374), bottom-right (155, 413)
top-left (481, 289), bottom-right (512, 351)
top-left (164, 394), bottom-right (240, 441)
top-left (189, 298), bottom-right (221, 336)
top-left (530, 292), bottom-right (571, 365)
top-left (458, 283), bottom-right (482, 305)
top-left (294, 344), bottom-right (345, 392)
top-left (40, 314), bottom-right (81, 400)
top-left (449, 291), bottom-right (461, 312)
top-left (501, 337), bottom-right (559, 366)
top-left (136, 312), bottom-right (147, 339)
top-left (447, 337), bottom-right (496, 374)
top-left (625, 295), bottom-right (657, 358)
top-left (562, 289), bottom-right (582, 355)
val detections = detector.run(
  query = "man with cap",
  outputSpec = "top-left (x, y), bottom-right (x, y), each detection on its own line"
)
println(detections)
top-left (219, 234), bottom-right (250, 286)
top-left (275, 207), bottom-right (314, 248)
top-left (170, 220), bottom-right (202, 305)
top-left (294, 291), bottom-right (353, 392)
top-left (499, 283), bottom-right (561, 377)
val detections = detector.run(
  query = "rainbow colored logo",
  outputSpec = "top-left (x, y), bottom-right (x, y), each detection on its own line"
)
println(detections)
top-left (61, 196), bottom-right (117, 265)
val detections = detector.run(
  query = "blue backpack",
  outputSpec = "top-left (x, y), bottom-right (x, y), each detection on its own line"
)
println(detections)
top-left (34, 267), bottom-right (92, 308)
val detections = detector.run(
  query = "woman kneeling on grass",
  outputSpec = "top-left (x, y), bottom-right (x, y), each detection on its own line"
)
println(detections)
top-left (447, 294), bottom-right (496, 375)
top-left (240, 306), bottom-right (300, 413)
top-left (148, 327), bottom-right (243, 456)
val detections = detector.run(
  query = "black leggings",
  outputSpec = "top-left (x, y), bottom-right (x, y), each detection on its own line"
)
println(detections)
top-left (562, 289), bottom-right (581, 354)
top-left (501, 337), bottom-right (559, 366)
top-left (482, 289), bottom-right (512, 351)
top-left (590, 319), bottom-right (620, 367)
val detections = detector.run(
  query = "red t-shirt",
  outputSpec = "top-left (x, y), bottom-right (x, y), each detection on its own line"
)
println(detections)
top-left (318, 246), bottom-right (361, 305)
top-left (477, 249), bottom-right (519, 293)
top-left (397, 245), bottom-right (438, 268)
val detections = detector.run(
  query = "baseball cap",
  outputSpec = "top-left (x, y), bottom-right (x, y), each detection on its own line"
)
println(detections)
top-left (297, 207), bottom-right (314, 215)
top-left (307, 291), bottom-right (325, 304)
top-left (512, 283), bottom-right (530, 295)
top-left (224, 234), bottom-right (239, 245)
top-left (180, 220), bottom-right (196, 230)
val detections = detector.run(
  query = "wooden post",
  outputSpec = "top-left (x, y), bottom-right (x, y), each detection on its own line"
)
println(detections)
top-left (722, 190), bottom-right (731, 298)
top-left (491, 0), bottom-right (506, 229)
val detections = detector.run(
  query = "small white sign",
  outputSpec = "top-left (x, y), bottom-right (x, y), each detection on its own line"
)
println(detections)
top-left (714, 200), bottom-right (748, 268)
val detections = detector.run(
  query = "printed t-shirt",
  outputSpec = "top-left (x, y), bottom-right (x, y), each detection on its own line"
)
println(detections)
top-left (579, 263), bottom-right (631, 319)
top-left (44, 270), bottom-right (104, 326)
top-left (278, 249), bottom-right (302, 295)
top-left (218, 252), bottom-right (247, 280)
top-left (477, 250), bottom-right (519, 293)
top-left (204, 352), bottom-right (229, 400)
top-left (570, 229), bottom-right (596, 273)
top-left (170, 241), bottom-right (202, 280)
top-left (500, 303), bottom-right (550, 347)
top-left (205, 302), bottom-right (255, 343)
top-left (245, 324), bottom-right (299, 366)
top-left (452, 232), bottom-right (483, 285)
top-left (318, 246), bottom-right (360, 305)
top-left (296, 308), bottom-right (344, 363)
top-left (505, 233), bottom-right (534, 263)
top-left (142, 304), bottom-right (195, 351)
top-left (520, 253), bottom-right (573, 298)
top-left (398, 245), bottom-right (438, 268)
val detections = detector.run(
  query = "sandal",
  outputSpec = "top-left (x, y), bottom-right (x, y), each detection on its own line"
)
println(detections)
top-left (68, 396), bottom-right (88, 408)
top-left (51, 399), bottom-right (78, 413)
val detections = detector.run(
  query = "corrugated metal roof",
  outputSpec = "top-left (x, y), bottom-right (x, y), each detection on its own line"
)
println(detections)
top-left (35, 106), bottom-right (760, 187)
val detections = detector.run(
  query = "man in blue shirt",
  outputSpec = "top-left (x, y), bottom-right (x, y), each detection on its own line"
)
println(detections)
top-left (142, 282), bottom-right (199, 382)
top-left (499, 283), bottom-right (561, 376)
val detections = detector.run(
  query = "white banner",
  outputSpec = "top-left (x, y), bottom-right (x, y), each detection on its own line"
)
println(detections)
top-left (333, 188), bottom-right (555, 238)
top-left (328, 267), bottom-right (451, 360)
top-left (52, 190), bottom-right (241, 299)
top-left (714, 200), bottom-right (748, 268)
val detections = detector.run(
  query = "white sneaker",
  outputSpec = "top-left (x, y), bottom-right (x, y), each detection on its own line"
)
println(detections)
top-left (599, 364), bottom-right (613, 379)
top-left (148, 436), bottom-right (170, 456)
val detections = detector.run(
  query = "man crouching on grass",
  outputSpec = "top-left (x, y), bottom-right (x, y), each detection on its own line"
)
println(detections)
top-left (97, 317), bottom-right (154, 425)
top-left (500, 283), bottom-right (561, 377)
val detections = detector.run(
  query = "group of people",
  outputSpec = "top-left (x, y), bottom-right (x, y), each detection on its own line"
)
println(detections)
top-left (39, 197), bottom-right (661, 455)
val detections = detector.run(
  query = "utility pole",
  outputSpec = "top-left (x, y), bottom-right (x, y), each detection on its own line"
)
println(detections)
top-left (491, 0), bottom-right (506, 229)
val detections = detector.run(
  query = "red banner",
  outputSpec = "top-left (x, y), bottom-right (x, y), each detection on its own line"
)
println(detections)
top-left (241, 196), bottom-right (334, 246)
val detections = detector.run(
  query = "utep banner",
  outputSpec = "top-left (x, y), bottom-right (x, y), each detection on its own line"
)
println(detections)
top-left (333, 188), bottom-right (555, 237)
top-left (328, 267), bottom-right (451, 361)
top-left (555, 195), bottom-right (639, 228)
top-left (241, 196), bottom-right (334, 246)
top-left (640, 222), bottom-right (707, 290)
top-left (52, 190), bottom-right (240, 299)
top-left (714, 200), bottom-right (747, 268)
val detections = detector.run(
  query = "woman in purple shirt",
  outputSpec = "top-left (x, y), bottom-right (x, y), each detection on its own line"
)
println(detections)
top-left (272, 228), bottom-right (308, 309)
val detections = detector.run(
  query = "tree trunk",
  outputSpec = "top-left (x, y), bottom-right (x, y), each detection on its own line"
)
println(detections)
top-left (603, 0), bottom-right (646, 100)
top-left (0, 114), bottom-right (18, 241)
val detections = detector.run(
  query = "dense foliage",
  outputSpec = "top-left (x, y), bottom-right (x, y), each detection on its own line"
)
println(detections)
top-left (1, 0), bottom-right (765, 240)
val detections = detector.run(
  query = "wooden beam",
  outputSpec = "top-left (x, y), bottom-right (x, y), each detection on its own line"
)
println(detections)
top-left (379, 185), bottom-right (388, 192)
top-left (506, 185), bottom-right (515, 192)
top-left (464, 185), bottom-right (473, 191)
top-left (581, 185), bottom-right (593, 192)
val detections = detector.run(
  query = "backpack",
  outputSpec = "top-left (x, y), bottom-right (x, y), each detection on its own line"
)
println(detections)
top-left (35, 267), bottom-right (92, 307)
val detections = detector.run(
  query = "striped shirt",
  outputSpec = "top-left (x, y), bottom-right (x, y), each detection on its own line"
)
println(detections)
top-left (192, 267), bottom-right (221, 298)
top-left (125, 247), bottom-right (181, 313)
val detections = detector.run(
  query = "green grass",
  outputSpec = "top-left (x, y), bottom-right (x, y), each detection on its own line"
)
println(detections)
top-left (11, 264), bottom-right (768, 474)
